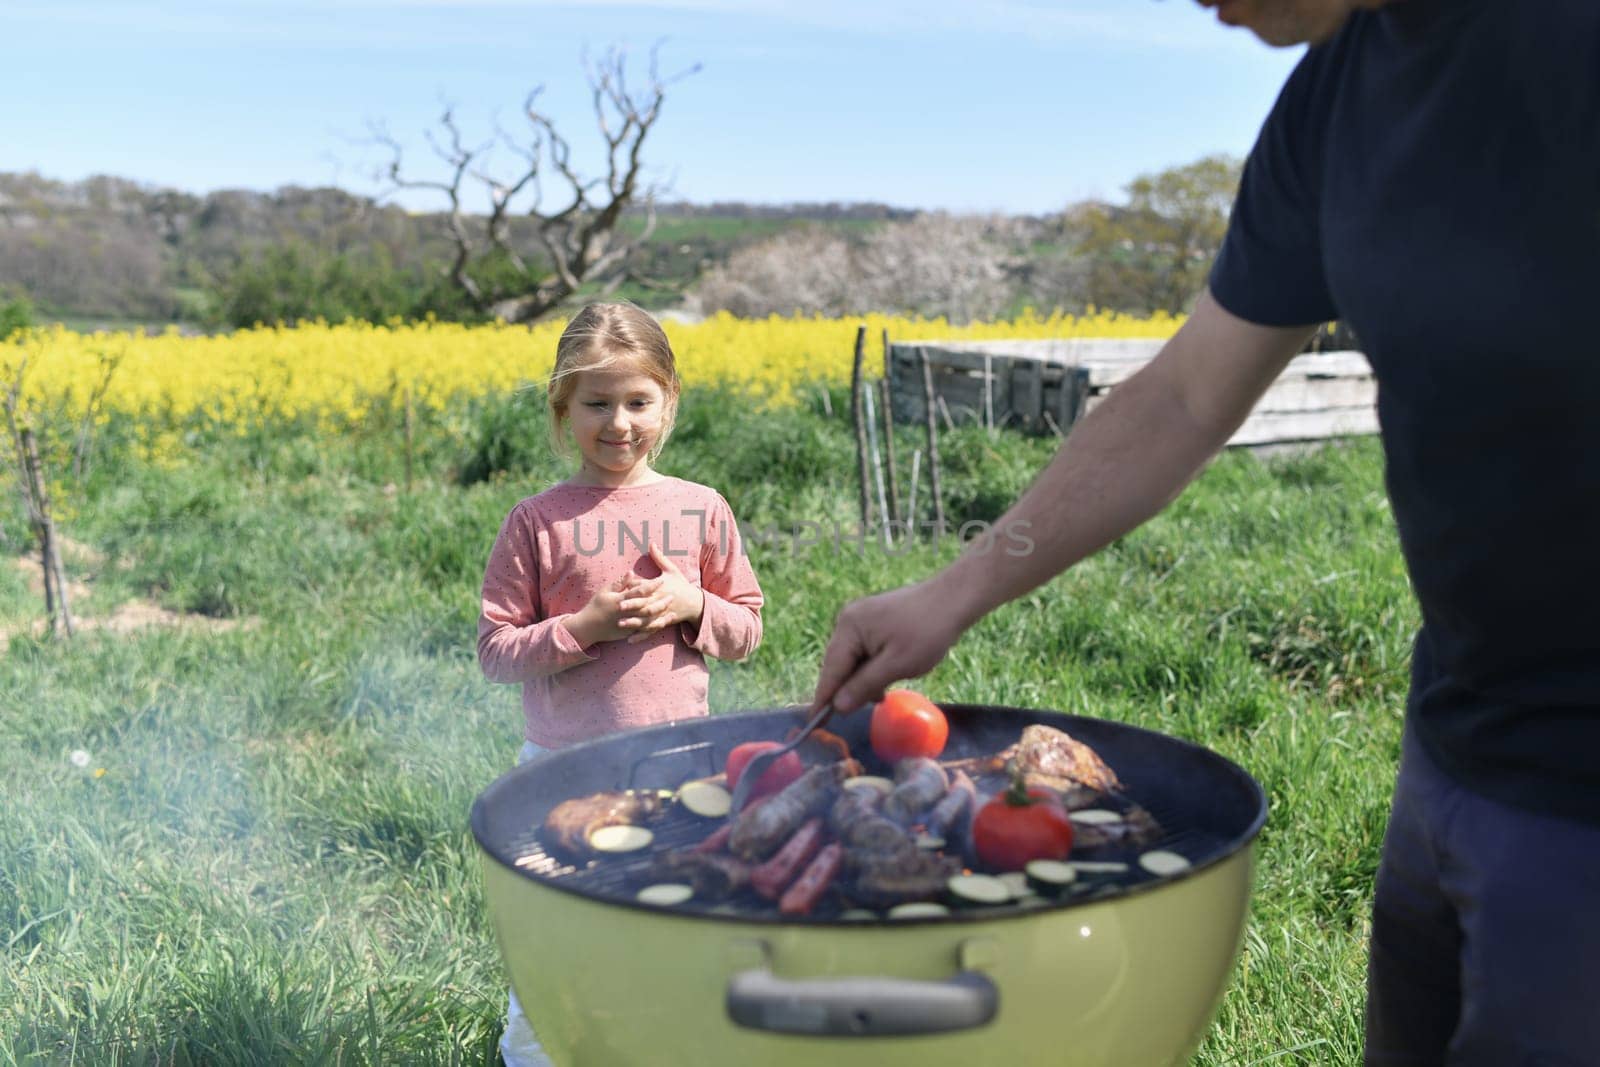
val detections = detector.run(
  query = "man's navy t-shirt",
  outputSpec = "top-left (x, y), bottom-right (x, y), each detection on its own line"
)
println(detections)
top-left (1209, 0), bottom-right (1600, 825)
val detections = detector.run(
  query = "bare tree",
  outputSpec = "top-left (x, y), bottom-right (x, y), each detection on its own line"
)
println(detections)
top-left (372, 47), bottom-right (697, 323)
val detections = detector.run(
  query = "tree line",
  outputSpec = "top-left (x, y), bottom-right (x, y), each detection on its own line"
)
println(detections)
top-left (0, 153), bottom-right (1242, 330)
top-left (2, 46), bottom-right (1243, 331)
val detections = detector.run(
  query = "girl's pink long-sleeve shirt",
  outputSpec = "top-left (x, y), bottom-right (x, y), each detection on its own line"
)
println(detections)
top-left (477, 476), bottom-right (764, 748)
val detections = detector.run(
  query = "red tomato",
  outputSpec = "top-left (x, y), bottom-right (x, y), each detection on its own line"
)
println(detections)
top-left (869, 689), bottom-right (949, 763)
top-left (725, 741), bottom-right (805, 800)
top-left (971, 785), bottom-right (1075, 871)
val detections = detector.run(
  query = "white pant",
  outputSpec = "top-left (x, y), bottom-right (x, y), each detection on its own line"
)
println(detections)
top-left (500, 989), bottom-right (551, 1067)
top-left (501, 740), bottom-right (554, 1067)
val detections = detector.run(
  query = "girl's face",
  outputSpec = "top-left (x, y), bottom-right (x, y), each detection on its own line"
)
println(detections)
top-left (564, 365), bottom-right (671, 487)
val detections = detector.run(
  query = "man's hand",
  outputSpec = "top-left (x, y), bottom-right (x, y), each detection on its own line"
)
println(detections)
top-left (620, 542), bottom-right (706, 644)
top-left (811, 576), bottom-right (969, 715)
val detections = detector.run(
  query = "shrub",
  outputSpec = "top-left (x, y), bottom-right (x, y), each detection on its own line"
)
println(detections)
top-left (0, 288), bottom-right (33, 340)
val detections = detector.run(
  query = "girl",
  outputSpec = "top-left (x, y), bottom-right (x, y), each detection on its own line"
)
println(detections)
top-left (476, 302), bottom-right (764, 1067)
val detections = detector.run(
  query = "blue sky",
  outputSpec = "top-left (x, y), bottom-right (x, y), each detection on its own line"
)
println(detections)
top-left (3, 1), bottom-right (1304, 214)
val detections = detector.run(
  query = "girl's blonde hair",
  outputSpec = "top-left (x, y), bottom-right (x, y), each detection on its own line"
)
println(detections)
top-left (546, 302), bottom-right (682, 460)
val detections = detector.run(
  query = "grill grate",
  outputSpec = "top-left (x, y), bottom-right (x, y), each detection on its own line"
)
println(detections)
top-left (507, 768), bottom-right (1232, 920)
top-left (509, 805), bottom-right (719, 888)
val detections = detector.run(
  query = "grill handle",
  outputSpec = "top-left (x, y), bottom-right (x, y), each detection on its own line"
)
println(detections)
top-left (725, 967), bottom-right (998, 1036)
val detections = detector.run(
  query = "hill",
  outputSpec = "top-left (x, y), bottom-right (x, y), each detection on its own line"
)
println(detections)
top-left (0, 171), bottom-right (914, 328)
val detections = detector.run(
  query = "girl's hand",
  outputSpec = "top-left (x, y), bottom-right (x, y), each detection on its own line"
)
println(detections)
top-left (565, 575), bottom-right (645, 647)
top-left (620, 543), bottom-right (705, 644)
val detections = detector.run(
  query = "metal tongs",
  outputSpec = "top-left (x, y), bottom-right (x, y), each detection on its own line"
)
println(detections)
top-left (728, 703), bottom-right (834, 814)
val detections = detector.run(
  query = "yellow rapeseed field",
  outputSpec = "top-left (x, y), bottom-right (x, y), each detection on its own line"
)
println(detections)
top-left (2, 309), bottom-right (1181, 430)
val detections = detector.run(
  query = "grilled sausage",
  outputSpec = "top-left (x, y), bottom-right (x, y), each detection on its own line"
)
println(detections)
top-left (830, 790), bottom-right (914, 854)
top-left (691, 821), bottom-right (737, 855)
top-left (884, 758), bottom-right (950, 824)
top-left (926, 769), bottom-right (977, 841)
top-left (729, 762), bottom-right (853, 861)
top-left (691, 794), bottom-right (775, 856)
top-left (780, 843), bottom-right (844, 916)
top-left (829, 786), bottom-right (881, 830)
top-left (751, 818), bottom-right (827, 899)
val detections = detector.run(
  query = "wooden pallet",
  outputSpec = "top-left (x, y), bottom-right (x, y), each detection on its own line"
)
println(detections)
top-left (887, 339), bottom-right (1376, 448)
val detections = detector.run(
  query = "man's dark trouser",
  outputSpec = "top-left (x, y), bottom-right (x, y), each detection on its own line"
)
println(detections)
top-left (1364, 726), bottom-right (1600, 1066)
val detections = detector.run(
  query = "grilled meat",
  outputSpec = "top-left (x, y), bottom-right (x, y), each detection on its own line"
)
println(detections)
top-left (728, 761), bottom-right (858, 861)
top-left (751, 818), bottom-right (827, 899)
top-left (542, 790), bottom-right (665, 859)
top-left (945, 725), bottom-right (1122, 805)
top-left (1070, 804), bottom-right (1163, 850)
top-left (654, 850), bottom-right (753, 898)
top-left (691, 821), bottom-right (736, 855)
top-left (1011, 724), bottom-right (1123, 795)
top-left (848, 848), bottom-right (959, 908)
top-left (780, 843), bottom-right (844, 916)
top-left (559, 729), bottom-right (1154, 917)
top-left (926, 768), bottom-right (976, 842)
top-left (829, 779), bottom-right (958, 906)
top-left (831, 782), bottom-right (883, 823)
top-left (830, 789), bottom-right (914, 853)
top-left (939, 752), bottom-right (1009, 778)
top-left (883, 758), bottom-right (950, 824)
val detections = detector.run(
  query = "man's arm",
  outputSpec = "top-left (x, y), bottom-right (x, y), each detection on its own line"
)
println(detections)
top-left (812, 289), bottom-right (1319, 712)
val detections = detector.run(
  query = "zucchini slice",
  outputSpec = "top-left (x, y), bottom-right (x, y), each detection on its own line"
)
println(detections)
top-left (1068, 860), bottom-right (1130, 875)
top-left (887, 901), bottom-right (951, 920)
top-left (839, 909), bottom-right (879, 922)
top-left (842, 775), bottom-right (894, 796)
top-left (1138, 850), bottom-right (1192, 877)
top-left (677, 780), bottom-right (732, 818)
top-left (636, 883), bottom-right (694, 907)
top-left (1024, 859), bottom-right (1079, 894)
top-left (998, 870), bottom-right (1037, 900)
top-left (946, 873), bottom-right (1012, 907)
top-left (588, 824), bottom-right (654, 853)
top-left (1068, 808), bottom-right (1123, 825)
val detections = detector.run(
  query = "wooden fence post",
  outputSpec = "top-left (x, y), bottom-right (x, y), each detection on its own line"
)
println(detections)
top-left (850, 326), bottom-right (872, 529)
top-left (983, 352), bottom-right (995, 434)
top-left (403, 384), bottom-right (415, 494)
top-left (906, 448), bottom-right (922, 532)
top-left (21, 427), bottom-right (74, 637)
top-left (880, 330), bottom-right (900, 526)
top-left (917, 347), bottom-right (945, 533)
top-left (863, 380), bottom-right (891, 548)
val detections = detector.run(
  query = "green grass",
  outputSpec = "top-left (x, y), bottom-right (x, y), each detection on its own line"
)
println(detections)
top-left (0, 389), bottom-right (1411, 1064)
